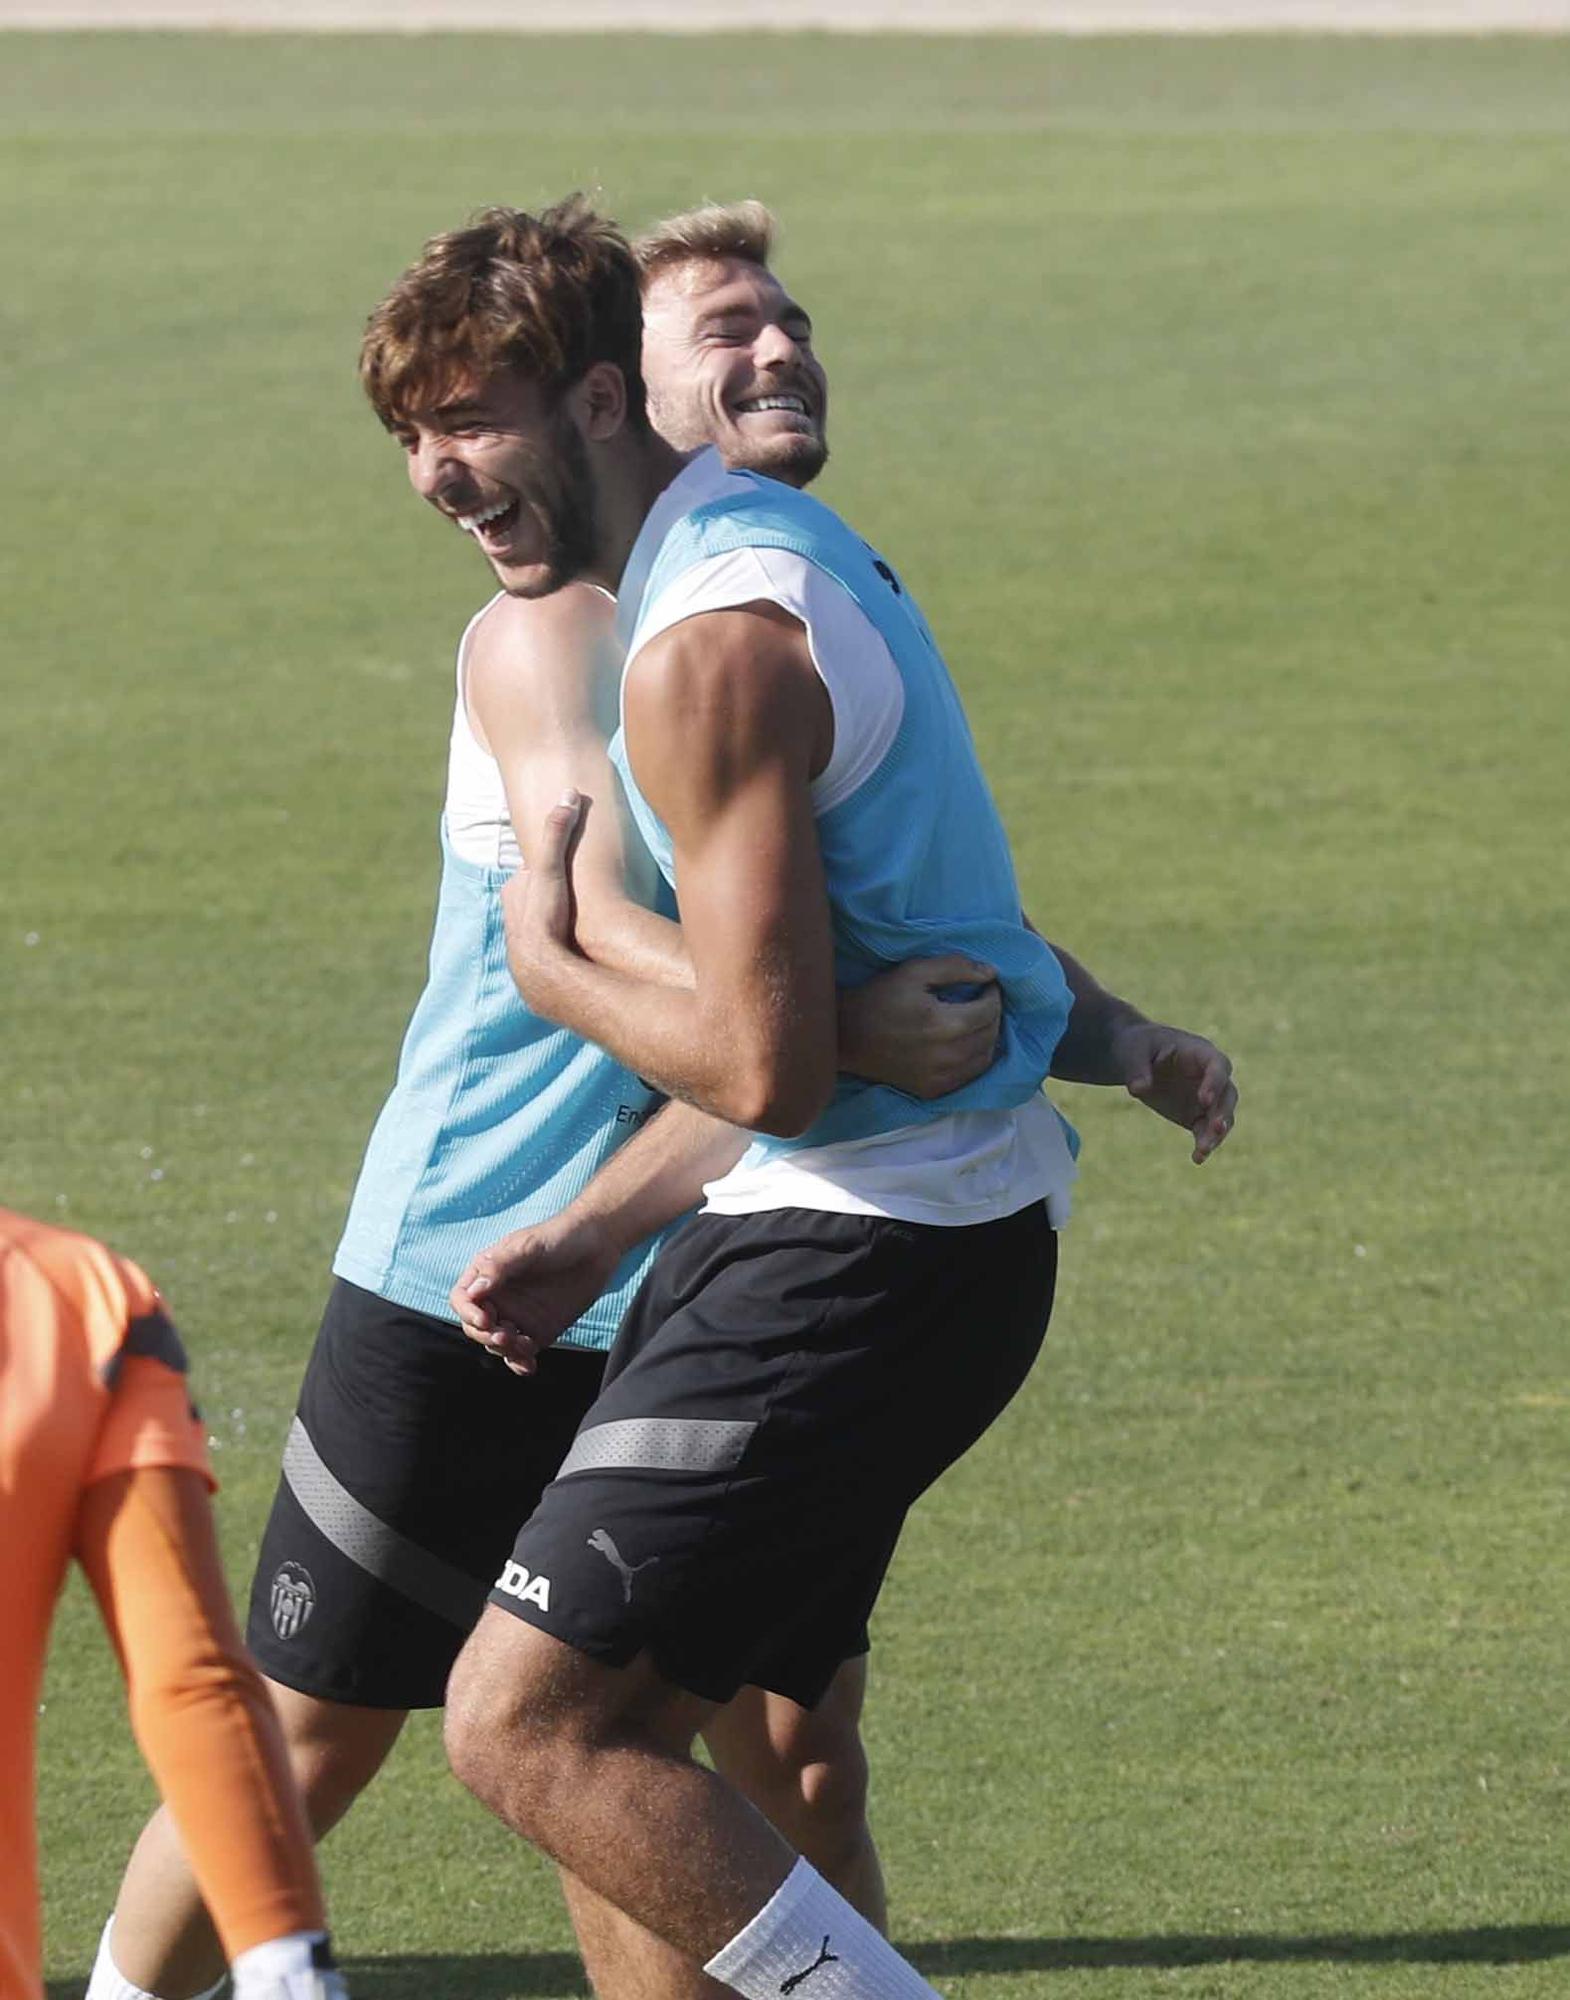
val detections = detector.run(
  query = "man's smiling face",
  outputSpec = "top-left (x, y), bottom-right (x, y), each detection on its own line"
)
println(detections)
top-left (640, 255), bottom-right (828, 488)
top-left (394, 370), bottom-right (599, 599)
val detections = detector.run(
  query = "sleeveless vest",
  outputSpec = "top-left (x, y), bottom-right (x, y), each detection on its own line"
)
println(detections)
top-left (333, 823), bottom-right (670, 1347)
top-left (610, 472), bottom-right (1075, 1162)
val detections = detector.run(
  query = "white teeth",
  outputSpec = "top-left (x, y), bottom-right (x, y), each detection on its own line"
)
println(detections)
top-left (739, 395), bottom-right (808, 416)
top-left (456, 499), bottom-right (512, 533)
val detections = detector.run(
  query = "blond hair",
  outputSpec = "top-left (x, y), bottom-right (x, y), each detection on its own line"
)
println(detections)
top-left (633, 200), bottom-right (776, 288)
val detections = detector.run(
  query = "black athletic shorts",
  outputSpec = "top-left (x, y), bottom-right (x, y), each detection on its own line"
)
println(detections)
top-left (246, 1279), bottom-right (607, 1709)
top-left (490, 1201), bottom-right (1057, 1710)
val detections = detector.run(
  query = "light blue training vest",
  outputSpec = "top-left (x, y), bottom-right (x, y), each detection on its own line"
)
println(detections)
top-left (609, 470), bottom-right (1077, 1163)
top-left (333, 823), bottom-right (671, 1349)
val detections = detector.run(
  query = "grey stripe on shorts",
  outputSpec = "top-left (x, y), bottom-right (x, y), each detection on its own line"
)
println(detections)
top-left (282, 1418), bottom-right (484, 1629)
top-left (555, 1415), bottom-right (756, 1481)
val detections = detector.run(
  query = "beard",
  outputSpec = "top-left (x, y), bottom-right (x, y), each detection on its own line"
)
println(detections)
top-left (504, 410), bottom-right (600, 599)
top-left (647, 380), bottom-right (829, 492)
top-left (728, 429), bottom-right (829, 489)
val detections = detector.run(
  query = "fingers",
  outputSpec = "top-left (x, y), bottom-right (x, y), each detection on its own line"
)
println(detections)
top-left (1191, 1078), bottom-right (1239, 1164)
top-left (1193, 1044), bottom-right (1233, 1114)
top-left (914, 955), bottom-right (999, 992)
top-left (464, 1315), bottom-right (539, 1375)
top-left (936, 989), bottom-right (1002, 1039)
top-left (456, 1298), bottom-right (495, 1339)
top-left (912, 1022), bottom-right (1003, 1098)
top-left (1190, 1042), bottom-right (1237, 1162)
top-left (491, 1325), bottom-right (540, 1376)
top-left (450, 1265), bottom-right (495, 1332)
top-left (538, 789), bottom-right (583, 875)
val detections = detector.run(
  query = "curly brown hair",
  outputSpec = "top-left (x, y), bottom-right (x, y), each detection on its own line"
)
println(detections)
top-left (360, 196), bottom-right (648, 433)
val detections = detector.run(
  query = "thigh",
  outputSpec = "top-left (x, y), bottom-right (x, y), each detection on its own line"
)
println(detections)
top-left (488, 1203), bottom-right (1057, 1712)
top-left (247, 1280), bottom-right (605, 1709)
top-left (261, 1678), bottom-right (409, 1834)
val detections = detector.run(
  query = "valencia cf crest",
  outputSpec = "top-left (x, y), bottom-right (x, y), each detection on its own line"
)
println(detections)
top-left (270, 1561), bottom-right (316, 1641)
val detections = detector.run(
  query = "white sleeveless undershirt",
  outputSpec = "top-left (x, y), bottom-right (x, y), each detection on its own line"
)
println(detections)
top-left (443, 585), bottom-right (626, 874)
top-left (442, 592), bottom-right (521, 871)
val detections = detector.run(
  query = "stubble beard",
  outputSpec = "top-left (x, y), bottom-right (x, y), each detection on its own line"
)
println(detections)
top-left (502, 413), bottom-right (600, 599)
top-left (731, 430), bottom-right (829, 490)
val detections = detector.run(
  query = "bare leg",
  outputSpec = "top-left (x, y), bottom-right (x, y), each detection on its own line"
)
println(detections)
top-left (445, 1609), bottom-right (797, 1962)
top-left (560, 1874), bottom-right (735, 2000)
top-left (107, 1682), bottom-right (406, 1997)
top-left (559, 1660), bottom-right (878, 1997)
top-left (703, 1661), bottom-right (886, 1930)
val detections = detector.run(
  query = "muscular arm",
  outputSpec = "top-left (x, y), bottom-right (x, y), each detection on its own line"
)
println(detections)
top-left (476, 588), bottom-right (1003, 1099)
top-left (504, 603), bottom-right (838, 1135)
top-left (75, 1452), bottom-right (325, 1962)
top-left (467, 587), bottom-right (691, 987)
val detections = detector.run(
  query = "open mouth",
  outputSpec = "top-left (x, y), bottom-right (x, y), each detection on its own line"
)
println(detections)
top-left (456, 497), bottom-right (522, 541)
top-left (734, 394), bottom-right (814, 421)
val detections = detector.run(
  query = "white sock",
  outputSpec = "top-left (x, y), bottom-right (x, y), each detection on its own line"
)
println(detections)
top-left (704, 1859), bottom-right (941, 1999)
top-left (86, 1917), bottom-right (226, 2000)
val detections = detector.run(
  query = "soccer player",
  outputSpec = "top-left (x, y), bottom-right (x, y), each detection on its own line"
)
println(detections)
top-left (359, 199), bottom-right (1236, 2000)
top-left (87, 207), bottom-right (993, 2000)
top-left (0, 1208), bottom-right (346, 2000)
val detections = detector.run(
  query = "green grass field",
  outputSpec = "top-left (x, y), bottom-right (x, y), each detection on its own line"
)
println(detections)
top-left (4, 28), bottom-right (1568, 2000)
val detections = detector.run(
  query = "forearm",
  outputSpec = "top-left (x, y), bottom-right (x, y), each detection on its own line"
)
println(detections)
top-left (568, 1098), bottom-right (746, 1254)
top-left (77, 1466), bottom-right (325, 1960)
top-left (573, 891), bottom-right (694, 989)
top-left (1044, 939), bottom-right (1150, 1085)
top-left (531, 944), bottom-right (825, 1136)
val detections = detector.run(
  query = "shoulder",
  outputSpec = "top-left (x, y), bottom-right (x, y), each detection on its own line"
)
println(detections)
top-left (0, 1210), bottom-right (158, 1370)
top-left (467, 582), bottom-right (616, 678)
top-left (625, 604), bottom-right (824, 770)
top-left (467, 583), bottom-right (620, 733)
top-left (631, 601), bottom-right (807, 693)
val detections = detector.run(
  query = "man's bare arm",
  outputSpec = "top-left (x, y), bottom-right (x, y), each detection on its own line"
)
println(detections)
top-left (450, 1099), bottom-right (745, 1373)
top-left (466, 586), bottom-right (691, 988)
top-left (503, 603), bottom-right (838, 1135)
top-left (1039, 926), bottom-right (1238, 1163)
top-left (473, 588), bottom-right (1004, 1098)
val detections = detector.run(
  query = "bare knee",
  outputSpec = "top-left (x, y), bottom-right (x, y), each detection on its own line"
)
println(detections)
top-left (444, 1611), bottom-right (575, 1835)
top-left (266, 1679), bottom-right (405, 1838)
top-left (446, 1611), bottom-right (711, 1855)
top-left (708, 1682), bottom-right (871, 1862)
top-left (444, 1624), bottom-right (520, 1812)
top-left (773, 1727), bottom-right (871, 1867)
top-left (796, 1730), bottom-right (871, 1835)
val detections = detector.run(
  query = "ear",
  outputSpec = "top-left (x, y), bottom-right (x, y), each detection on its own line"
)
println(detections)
top-left (571, 361), bottom-right (631, 443)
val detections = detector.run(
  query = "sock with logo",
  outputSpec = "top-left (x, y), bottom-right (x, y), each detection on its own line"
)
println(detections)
top-left (703, 1858), bottom-right (942, 1999)
top-left (86, 1918), bottom-right (226, 2000)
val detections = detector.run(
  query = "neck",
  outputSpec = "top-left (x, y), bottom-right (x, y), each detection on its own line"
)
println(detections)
top-left (584, 432), bottom-right (689, 594)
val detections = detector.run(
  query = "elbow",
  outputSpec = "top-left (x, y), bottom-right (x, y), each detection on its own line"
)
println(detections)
top-left (717, 1051), bottom-right (834, 1138)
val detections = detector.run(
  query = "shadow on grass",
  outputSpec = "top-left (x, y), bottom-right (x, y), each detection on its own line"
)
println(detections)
top-left (45, 1927), bottom-right (1570, 1997)
top-left (911, 1925), bottom-right (1570, 1974)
